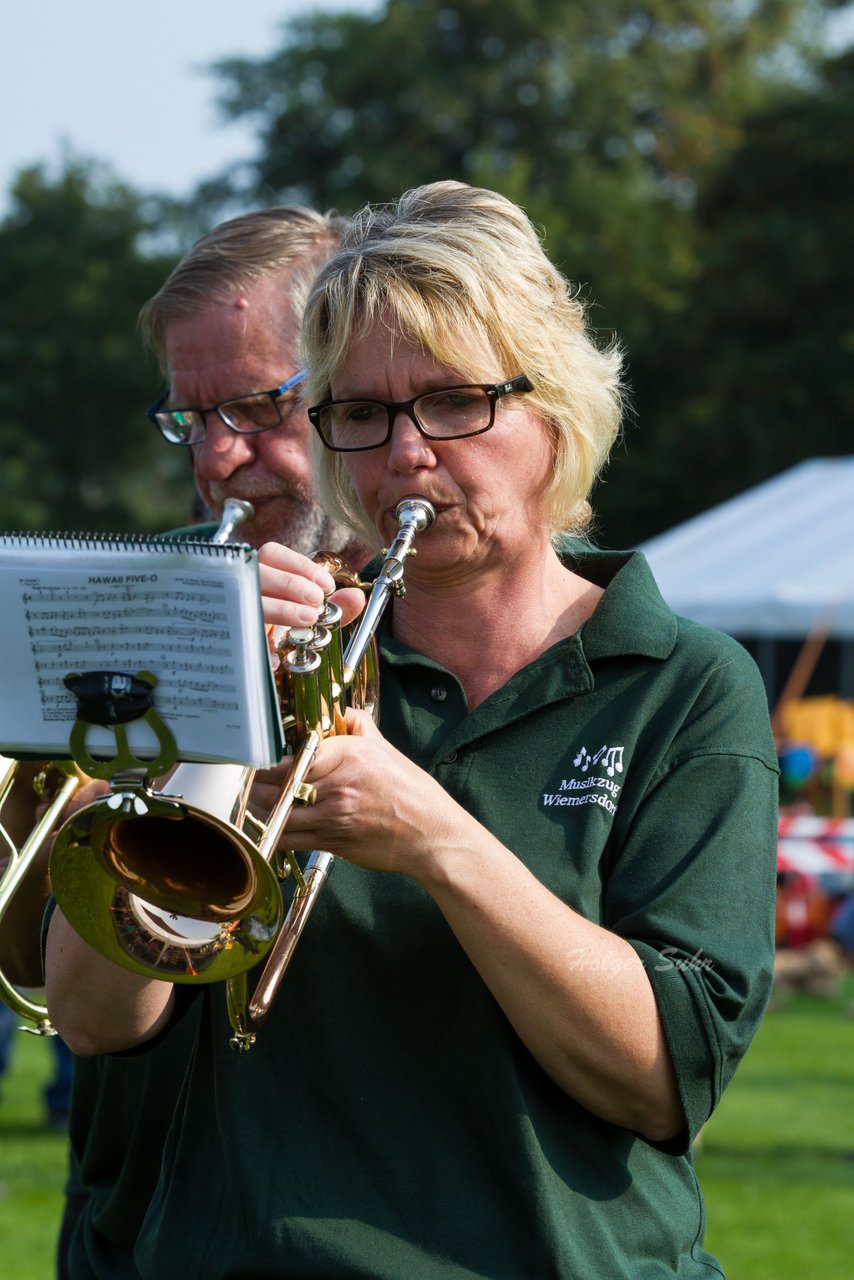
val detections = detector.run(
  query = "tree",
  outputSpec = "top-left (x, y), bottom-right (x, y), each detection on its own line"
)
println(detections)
top-left (596, 46), bottom-right (854, 544)
top-left (0, 159), bottom-right (191, 533)
top-left (205, 0), bottom-right (824, 349)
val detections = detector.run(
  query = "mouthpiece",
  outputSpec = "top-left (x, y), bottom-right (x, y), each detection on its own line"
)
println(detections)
top-left (395, 498), bottom-right (436, 532)
top-left (212, 499), bottom-right (256, 545)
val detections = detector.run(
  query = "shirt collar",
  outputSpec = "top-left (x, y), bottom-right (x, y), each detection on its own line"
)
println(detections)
top-left (560, 541), bottom-right (678, 662)
top-left (367, 540), bottom-right (678, 669)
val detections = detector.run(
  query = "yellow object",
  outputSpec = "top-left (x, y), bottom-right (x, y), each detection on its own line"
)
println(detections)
top-left (834, 745), bottom-right (854, 789)
top-left (779, 696), bottom-right (854, 758)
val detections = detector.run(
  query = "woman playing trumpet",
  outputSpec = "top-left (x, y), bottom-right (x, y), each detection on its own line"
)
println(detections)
top-left (47, 181), bottom-right (778, 1279)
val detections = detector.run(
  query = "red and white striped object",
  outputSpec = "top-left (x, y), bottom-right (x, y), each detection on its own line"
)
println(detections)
top-left (778, 817), bottom-right (854, 873)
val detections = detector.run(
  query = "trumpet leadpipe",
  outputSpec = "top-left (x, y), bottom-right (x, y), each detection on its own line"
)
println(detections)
top-left (342, 498), bottom-right (435, 686)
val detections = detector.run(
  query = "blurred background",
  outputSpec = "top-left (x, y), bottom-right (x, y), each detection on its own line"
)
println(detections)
top-left (1, 2), bottom-right (853, 1275)
top-left (2, 0), bottom-right (852, 549)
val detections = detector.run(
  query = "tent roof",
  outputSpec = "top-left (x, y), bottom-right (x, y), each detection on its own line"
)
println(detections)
top-left (639, 457), bottom-right (854, 638)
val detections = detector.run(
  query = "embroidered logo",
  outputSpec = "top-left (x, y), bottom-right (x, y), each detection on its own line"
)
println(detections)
top-left (573, 744), bottom-right (624, 778)
top-left (541, 744), bottom-right (626, 816)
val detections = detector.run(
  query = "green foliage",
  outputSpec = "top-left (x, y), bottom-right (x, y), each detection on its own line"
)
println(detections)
top-left (213, 0), bottom-right (817, 206)
top-left (207, 0), bottom-right (822, 340)
top-left (196, 0), bottom-right (844, 547)
top-left (597, 46), bottom-right (854, 543)
top-left (0, 159), bottom-right (194, 533)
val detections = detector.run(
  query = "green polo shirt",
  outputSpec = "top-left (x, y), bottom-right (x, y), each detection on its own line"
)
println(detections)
top-left (64, 1007), bottom-right (201, 1279)
top-left (133, 547), bottom-right (778, 1280)
top-left (159, 521), bottom-right (220, 541)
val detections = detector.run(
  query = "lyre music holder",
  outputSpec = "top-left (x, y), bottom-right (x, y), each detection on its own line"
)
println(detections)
top-left (64, 669), bottom-right (177, 780)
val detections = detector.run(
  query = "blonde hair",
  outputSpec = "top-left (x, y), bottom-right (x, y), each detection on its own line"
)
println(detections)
top-left (302, 181), bottom-right (624, 546)
top-left (139, 206), bottom-right (348, 371)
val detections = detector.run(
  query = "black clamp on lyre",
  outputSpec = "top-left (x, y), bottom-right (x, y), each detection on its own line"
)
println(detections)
top-left (64, 670), bottom-right (177, 780)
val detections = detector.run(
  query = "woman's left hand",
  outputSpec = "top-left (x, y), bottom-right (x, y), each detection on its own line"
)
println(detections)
top-left (258, 542), bottom-right (365, 632)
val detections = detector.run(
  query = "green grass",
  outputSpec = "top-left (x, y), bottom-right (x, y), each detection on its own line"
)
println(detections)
top-left (0, 1030), bottom-right (67, 1279)
top-left (699, 972), bottom-right (854, 1278)
top-left (1, 979), bottom-right (853, 1279)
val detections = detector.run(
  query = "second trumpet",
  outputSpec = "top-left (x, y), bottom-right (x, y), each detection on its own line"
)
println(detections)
top-left (49, 497), bottom-right (435, 1049)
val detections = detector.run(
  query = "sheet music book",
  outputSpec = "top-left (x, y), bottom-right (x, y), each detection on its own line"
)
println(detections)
top-left (0, 534), bottom-right (284, 767)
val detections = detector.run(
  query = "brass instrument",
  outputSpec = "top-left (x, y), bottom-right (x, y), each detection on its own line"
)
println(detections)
top-left (49, 497), bottom-right (435, 1049)
top-left (209, 497), bottom-right (255, 546)
top-left (0, 499), bottom-right (252, 1034)
top-left (0, 760), bottom-right (81, 1033)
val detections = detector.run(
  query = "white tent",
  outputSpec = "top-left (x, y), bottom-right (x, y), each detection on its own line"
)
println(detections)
top-left (639, 457), bottom-right (854, 639)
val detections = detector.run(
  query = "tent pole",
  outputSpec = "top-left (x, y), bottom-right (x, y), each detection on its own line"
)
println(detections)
top-left (770, 613), bottom-right (834, 745)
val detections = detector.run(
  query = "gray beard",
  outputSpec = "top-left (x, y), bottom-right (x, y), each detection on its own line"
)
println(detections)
top-left (238, 494), bottom-right (364, 564)
top-left (283, 502), bottom-right (357, 560)
top-left (205, 482), bottom-right (360, 561)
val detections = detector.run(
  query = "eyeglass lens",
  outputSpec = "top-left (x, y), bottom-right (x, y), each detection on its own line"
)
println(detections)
top-left (155, 391), bottom-right (285, 445)
top-left (219, 393), bottom-right (283, 431)
top-left (318, 386), bottom-right (495, 450)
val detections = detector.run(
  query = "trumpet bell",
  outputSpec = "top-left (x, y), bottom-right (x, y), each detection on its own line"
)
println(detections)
top-left (50, 796), bottom-right (284, 983)
top-left (92, 797), bottom-right (261, 921)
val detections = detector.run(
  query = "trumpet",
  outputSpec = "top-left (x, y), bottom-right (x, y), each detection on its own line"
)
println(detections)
top-left (49, 497), bottom-right (435, 1049)
top-left (0, 499), bottom-right (252, 1034)
top-left (0, 760), bottom-right (82, 1033)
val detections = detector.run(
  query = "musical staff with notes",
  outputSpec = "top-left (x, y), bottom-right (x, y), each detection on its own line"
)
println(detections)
top-left (0, 535), bottom-right (283, 766)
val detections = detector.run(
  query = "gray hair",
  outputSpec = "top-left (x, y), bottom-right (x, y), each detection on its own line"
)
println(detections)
top-left (302, 181), bottom-right (625, 546)
top-left (139, 206), bottom-right (348, 371)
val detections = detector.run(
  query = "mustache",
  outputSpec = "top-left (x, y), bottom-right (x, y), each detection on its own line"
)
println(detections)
top-left (207, 477), bottom-right (313, 507)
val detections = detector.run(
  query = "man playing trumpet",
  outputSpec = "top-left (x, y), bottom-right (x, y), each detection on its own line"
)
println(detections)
top-left (4, 204), bottom-right (369, 1280)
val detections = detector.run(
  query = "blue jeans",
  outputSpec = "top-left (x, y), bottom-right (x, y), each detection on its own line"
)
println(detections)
top-left (0, 1003), bottom-right (72, 1116)
top-left (0, 1000), bottom-right (16, 1078)
top-left (0, 1005), bottom-right (72, 1118)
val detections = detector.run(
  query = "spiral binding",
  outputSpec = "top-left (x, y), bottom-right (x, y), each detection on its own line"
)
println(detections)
top-left (0, 533), bottom-right (250, 557)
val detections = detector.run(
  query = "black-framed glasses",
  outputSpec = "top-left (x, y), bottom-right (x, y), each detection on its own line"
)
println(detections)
top-left (148, 370), bottom-right (308, 446)
top-left (307, 375), bottom-right (533, 453)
